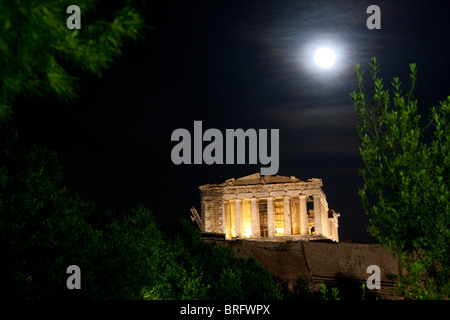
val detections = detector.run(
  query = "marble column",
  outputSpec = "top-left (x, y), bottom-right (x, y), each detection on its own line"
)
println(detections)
top-left (234, 199), bottom-right (242, 238)
top-left (283, 196), bottom-right (291, 236)
top-left (250, 197), bottom-right (259, 238)
top-left (313, 194), bottom-right (322, 235)
top-left (334, 224), bottom-right (339, 242)
top-left (267, 196), bottom-right (274, 238)
top-left (203, 201), bottom-right (211, 233)
top-left (221, 202), bottom-right (226, 235)
top-left (299, 195), bottom-right (308, 235)
top-left (334, 222), bottom-right (339, 242)
top-left (322, 202), bottom-right (329, 238)
top-left (330, 220), bottom-right (336, 241)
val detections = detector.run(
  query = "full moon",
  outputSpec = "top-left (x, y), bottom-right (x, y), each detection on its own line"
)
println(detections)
top-left (313, 47), bottom-right (336, 69)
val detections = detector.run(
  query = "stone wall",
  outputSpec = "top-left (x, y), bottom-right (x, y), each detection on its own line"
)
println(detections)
top-left (208, 238), bottom-right (400, 299)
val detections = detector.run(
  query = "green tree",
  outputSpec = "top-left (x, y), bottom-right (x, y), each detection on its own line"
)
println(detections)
top-left (0, 0), bottom-right (145, 122)
top-left (0, 0), bottom-right (149, 300)
top-left (0, 127), bottom-right (283, 299)
top-left (142, 219), bottom-right (283, 300)
top-left (0, 1), bottom-right (284, 300)
top-left (0, 126), bottom-right (103, 299)
top-left (350, 57), bottom-right (450, 299)
top-left (0, 127), bottom-right (168, 299)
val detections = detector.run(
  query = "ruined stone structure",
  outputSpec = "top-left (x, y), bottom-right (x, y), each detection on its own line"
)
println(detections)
top-left (213, 239), bottom-right (400, 299)
top-left (192, 173), bottom-right (340, 242)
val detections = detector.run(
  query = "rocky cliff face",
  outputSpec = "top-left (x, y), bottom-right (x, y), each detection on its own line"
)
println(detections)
top-left (206, 238), bottom-right (400, 299)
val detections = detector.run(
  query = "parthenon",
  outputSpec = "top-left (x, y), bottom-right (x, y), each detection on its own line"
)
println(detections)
top-left (193, 173), bottom-right (340, 242)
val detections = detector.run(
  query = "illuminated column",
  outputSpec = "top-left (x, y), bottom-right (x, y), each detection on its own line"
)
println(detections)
top-left (250, 197), bottom-right (259, 238)
top-left (283, 196), bottom-right (291, 236)
top-left (333, 219), bottom-right (339, 242)
top-left (221, 202), bottom-right (226, 234)
top-left (299, 195), bottom-right (308, 235)
top-left (203, 201), bottom-right (211, 232)
top-left (322, 202), bottom-right (329, 238)
top-left (313, 194), bottom-right (322, 235)
top-left (267, 196), bottom-right (274, 238)
top-left (234, 199), bottom-right (242, 238)
top-left (330, 220), bottom-right (336, 241)
top-left (335, 222), bottom-right (339, 242)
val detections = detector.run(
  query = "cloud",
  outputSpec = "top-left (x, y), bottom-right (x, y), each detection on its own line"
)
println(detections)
top-left (263, 99), bottom-right (359, 130)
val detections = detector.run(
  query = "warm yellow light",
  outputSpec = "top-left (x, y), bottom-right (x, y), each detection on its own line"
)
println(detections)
top-left (274, 198), bottom-right (284, 236)
top-left (243, 226), bottom-right (252, 238)
top-left (241, 199), bottom-right (252, 238)
top-left (224, 200), bottom-right (236, 238)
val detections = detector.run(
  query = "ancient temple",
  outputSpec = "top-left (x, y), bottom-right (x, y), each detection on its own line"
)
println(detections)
top-left (192, 173), bottom-right (340, 242)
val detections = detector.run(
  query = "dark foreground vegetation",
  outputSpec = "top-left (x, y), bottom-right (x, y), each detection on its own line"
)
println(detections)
top-left (0, 127), bottom-right (283, 300)
top-left (0, 125), bottom-right (445, 300)
top-left (1, 1), bottom-right (447, 300)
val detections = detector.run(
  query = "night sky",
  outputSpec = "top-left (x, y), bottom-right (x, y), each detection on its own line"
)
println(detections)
top-left (13, 0), bottom-right (450, 242)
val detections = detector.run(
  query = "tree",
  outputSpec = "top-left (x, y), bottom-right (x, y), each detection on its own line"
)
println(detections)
top-left (0, 2), bottom-right (284, 300)
top-left (0, 126), bottom-right (104, 299)
top-left (141, 219), bottom-right (283, 300)
top-left (350, 57), bottom-right (449, 299)
top-left (0, 125), bottom-right (283, 300)
top-left (0, 0), bottom-right (149, 300)
top-left (0, 127), bottom-right (283, 299)
top-left (0, 0), bottom-right (145, 122)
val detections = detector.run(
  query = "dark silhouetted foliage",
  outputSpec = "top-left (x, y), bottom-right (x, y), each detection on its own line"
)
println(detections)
top-left (0, 0), bottom-right (146, 122)
top-left (0, 127), bottom-right (282, 299)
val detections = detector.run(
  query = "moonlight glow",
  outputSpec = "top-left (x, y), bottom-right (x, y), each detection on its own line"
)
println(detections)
top-left (313, 47), bottom-right (336, 69)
